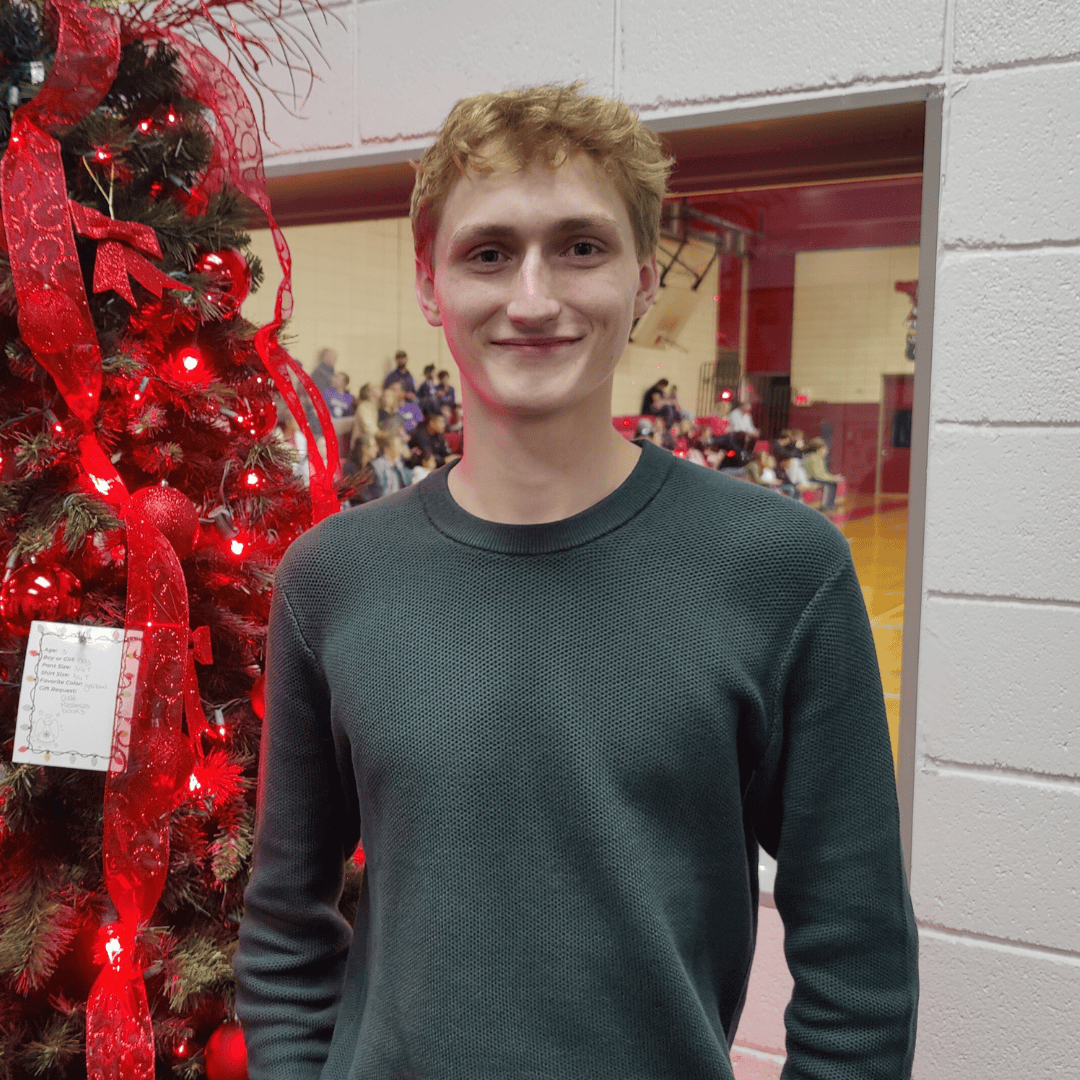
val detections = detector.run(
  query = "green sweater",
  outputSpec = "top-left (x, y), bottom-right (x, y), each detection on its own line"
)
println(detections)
top-left (234, 441), bottom-right (918, 1080)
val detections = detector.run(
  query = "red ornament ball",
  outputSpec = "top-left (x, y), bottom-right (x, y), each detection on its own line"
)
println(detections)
top-left (231, 390), bottom-right (278, 440)
top-left (1, 563), bottom-right (83, 636)
top-left (204, 1020), bottom-right (248, 1080)
top-left (195, 248), bottom-right (251, 316)
top-left (128, 486), bottom-right (201, 559)
top-left (248, 672), bottom-right (265, 720)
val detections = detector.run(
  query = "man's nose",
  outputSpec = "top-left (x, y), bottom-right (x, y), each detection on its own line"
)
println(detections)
top-left (506, 250), bottom-right (560, 326)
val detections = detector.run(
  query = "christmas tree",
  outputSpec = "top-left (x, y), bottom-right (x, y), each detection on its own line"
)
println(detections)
top-left (0, 1), bottom-right (357, 1076)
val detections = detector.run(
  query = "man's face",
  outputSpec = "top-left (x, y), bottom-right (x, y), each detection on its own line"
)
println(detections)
top-left (396, 354), bottom-right (408, 370)
top-left (416, 153), bottom-right (658, 419)
top-left (331, 372), bottom-right (346, 392)
top-left (428, 413), bottom-right (446, 434)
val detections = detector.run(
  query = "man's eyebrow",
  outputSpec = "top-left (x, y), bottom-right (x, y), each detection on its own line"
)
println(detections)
top-left (447, 215), bottom-right (622, 250)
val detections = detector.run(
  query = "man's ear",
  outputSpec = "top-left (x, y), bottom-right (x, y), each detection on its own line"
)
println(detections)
top-left (633, 255), bottom-right (660, 320)
top-left (415, 258), bottom-right (441, 326)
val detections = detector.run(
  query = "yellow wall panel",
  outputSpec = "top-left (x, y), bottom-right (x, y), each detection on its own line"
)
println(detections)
top-left (791, 246), bottom-right (919, 404)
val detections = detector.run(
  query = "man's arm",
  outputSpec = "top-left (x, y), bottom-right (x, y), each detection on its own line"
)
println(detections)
top-left (751, 559), bottom-right (918, 1080)
top-left (235, 582), bottom-right (360, 1080)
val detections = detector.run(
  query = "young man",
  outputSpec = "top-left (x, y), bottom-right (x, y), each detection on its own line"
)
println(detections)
top-left (236, 85), bottom-right (918, 1080)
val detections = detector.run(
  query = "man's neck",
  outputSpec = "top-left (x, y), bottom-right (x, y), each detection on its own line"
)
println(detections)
top-left (447, 385), bottom-right (641, 525)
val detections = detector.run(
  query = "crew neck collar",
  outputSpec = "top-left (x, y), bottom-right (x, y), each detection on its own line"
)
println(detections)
top-left (419, 440), bottom-right (674, 555)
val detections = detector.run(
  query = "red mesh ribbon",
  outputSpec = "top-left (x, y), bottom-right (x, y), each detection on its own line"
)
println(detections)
top-left (126, 26), bottom-right (340, 523)
top-left (0, 0), bottom-right (120, 422)
top-left (87, 506), bottom-right (194, 1080)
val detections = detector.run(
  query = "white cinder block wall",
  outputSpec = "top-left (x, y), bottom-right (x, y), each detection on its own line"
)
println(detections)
top-left (244, 1), bottom-right (1080, 1075)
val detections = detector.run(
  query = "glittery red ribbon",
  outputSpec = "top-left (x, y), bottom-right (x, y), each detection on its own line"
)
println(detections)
top-left (87, 504), bottom-right (194, 1080)
top-left (0, 0), bottom-right (119, 422)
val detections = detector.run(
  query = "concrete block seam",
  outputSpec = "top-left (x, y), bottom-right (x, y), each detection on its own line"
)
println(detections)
top-left (921, 757), bottom-right (1080, 789)
top-left (941, 238), bottom-right (1080, 253)
top-left (626, 72), bottom-right (947, 116)
top-left (932, 420), bottom-right (1080, 430)
top-left (918, 923), bottom-right (1080, 966)
top-left (923, 590), bottom-right (1080, 611)
top-left (953, 50), bottom-right (1080, 78)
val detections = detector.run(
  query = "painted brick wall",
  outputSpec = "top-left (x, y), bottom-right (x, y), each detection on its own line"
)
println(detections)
top-left (239, 1), bottom-right (1080, 1076)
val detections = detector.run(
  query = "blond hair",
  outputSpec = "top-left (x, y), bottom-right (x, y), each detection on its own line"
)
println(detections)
top-left (410, 84), bottom-right (673, 270)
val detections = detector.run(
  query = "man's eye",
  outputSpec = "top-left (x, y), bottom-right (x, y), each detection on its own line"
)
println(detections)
top-left (570, 241), bottom-right (600, 257)
top-left (476, 249), bottom-right (503, 264)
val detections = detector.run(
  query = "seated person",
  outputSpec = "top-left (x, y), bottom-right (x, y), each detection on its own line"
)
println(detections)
top-left (435, 369), bottom-right (457, 410)
top-left (653, 414), bottom-right (676, 452)
top-left (416, 364), bottom-right (439, 410)
top-left (773, 428), bottom-right (797, 461)
top-left (803, 436), bottom-right (845, 512)
top-left (640, 377), bottom-right (669, 415)
top-left (370, 429), bottom-right (413, 496)
top-left (725, 398), bottom-right (759, 440)
top-left (775, 450), bottom-right (806, 499)
top-left (740, 450), bottom-right (783, 489)
top-left (324, 371), bottom-right (355, 419)
top-left (709, 430), bottom-right (753, 469)
top-left (407, 404), bottom-right (455, 468)
top-left (410, 453), bottom-right (438, 484)
top-left (377, 384), bottom-right (403, 427)
top-left (642, 387), bottom-right (666, 417)
top-left (351, 383), bottom-right (379, 467)
top-left (323, 371), bottom-right (356, 460)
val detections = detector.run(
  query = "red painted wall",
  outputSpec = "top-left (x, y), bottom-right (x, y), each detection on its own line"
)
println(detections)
top-left (745, 252), bottom-right (794, 375)
top-left (716, 254), bottom-right (742, 350)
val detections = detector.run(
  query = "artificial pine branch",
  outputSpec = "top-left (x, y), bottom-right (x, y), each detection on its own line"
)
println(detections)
top-left (60, 494), bottom-right (121, 552)
top-left (14, 1008), bottom-right (84, 1077)
top-left (164, 932), bottom-right (233, 1013)
top-left (0, 872), bottom-right (80, 995)
top-left (208, 808), bottom-right (252, 884)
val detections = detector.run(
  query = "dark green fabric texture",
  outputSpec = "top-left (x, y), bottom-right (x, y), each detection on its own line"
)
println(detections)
top-left (234, 440), bottom-right (918, 1080)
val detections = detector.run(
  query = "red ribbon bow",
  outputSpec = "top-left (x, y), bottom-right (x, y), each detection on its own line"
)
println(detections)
top-left (70, 202), bottom-right (192, 306)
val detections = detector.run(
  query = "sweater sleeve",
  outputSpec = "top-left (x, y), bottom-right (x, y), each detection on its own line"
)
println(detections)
top-left (234, 581), bottom-right (360, 1080)
top-left (754, 559), bottom-right (919, 1080)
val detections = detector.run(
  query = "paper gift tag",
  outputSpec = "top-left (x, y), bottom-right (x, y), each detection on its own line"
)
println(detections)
top-left (12, 621), bottom-right (125, 772)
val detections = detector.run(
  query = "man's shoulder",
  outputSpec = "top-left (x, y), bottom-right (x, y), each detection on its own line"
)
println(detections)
top-left (653, 454), bottom-right (852, 585)
top-left (275, 486), bottom-right (427, 594)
